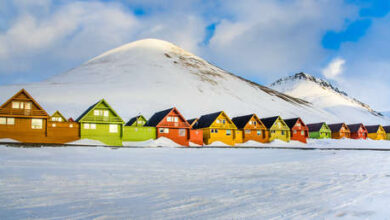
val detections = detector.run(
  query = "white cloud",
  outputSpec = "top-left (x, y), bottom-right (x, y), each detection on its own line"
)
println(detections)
top-left (322, 58), bottom-right (346, 80)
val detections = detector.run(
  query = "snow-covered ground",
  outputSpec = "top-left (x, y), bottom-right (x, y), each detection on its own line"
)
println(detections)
top-left (1, 145), bottom-right (390, 219)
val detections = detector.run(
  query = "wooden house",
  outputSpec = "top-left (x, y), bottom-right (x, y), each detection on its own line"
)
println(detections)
top-left (77, 99), bottom-right (124, 146)
top-left (47, 111), bottom-right (80, 144)
top-left (328, 123), bottom-right (351, 139)
top-left (261, 116), bottom-right (290, 142)
top-left (365, 125), bottom-right (386, 140)
top-left (123, 115), bottom-right (156, 142)
top-left (284, 118), bottom-right (309, 143)
top-left (0, 89), bottom-right (50, 143)
top-left (231, 114), bottom-right (268, 144)
top-left (347, 123), bottom-right (368, 140)
top-left (194, 111), bottom-right (237, 146)
top-left (306, 122), bottom-right (331, 139)
top-left (187, 118), bottom-right (204, 146)
top-left (383, 126), bottom-right (390, 140)
top-left (146, 107), bottom-right (191, 146)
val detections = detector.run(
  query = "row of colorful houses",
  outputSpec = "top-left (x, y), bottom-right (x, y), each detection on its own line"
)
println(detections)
top-left (1, 89), bottom-right (390, 146)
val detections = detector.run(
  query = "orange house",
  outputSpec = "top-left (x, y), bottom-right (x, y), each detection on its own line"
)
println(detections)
top-left (47, 111), bottom-right (80, 144)
top-left (328, 123), bottom-right (351, 139)
top-left (231, 114), bottom-right (269, 143)
top-left (146, 107), bottom-right (192, 146)
top-left (187, 118), bottom-right (204, 146)
top-left (0, 89), bottom-right (50, 143)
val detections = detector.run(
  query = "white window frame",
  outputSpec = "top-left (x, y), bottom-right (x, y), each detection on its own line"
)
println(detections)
top-left (109, 124), bottom-right (118, 133)
top-left (90, 124), bottom-right (96, 129)
top-left (257, 130), bottom-right (261, 136)
top-left (0, 117), bottom-right (6, 125)
top-left (245, 129), bottom-right (251, 134)
top-left (226, 129), bottom-right (231, 136)
top-left (12, 101), bottom-right (20, 109)
top-left (179, 129), bottom-right (186, 136)
top-left (84, 123), bottom-right (90, 129)
top-left (174, 117), bottom-right (179, 122)
top-left (167, 117), bottom-right (172, 122)
top-left (7, 117), bottom-right (14, 125)
top-left (103, 110), bottom-right (109, 117)
top-left (31, 119), bottom-right (43, 129)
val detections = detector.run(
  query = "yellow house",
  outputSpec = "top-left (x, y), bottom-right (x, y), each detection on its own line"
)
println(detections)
top-left (260, 116), bottom-right (290, 142)
top-left (366, 125), bottom-right (387, 140)
top-left (194, 111), bottom-right (237, 146)
top-left (384, 126), bottom-right (390, 140)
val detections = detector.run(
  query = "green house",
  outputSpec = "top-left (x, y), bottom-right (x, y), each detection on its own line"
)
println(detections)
top-left (307, 122), bottom-right (331, 139)
top-left (123, 115), bottom-right (156, 142)
top-left (76, 99), bottom-right (124, 146)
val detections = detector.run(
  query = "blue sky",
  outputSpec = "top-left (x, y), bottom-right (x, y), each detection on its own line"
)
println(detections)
top-left (1, 0), bottom-right (390, 110)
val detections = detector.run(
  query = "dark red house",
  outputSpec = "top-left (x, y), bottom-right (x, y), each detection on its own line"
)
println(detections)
top-left (146, 107), bottom-right (192, 146)
top-left (284, 117), bottom-right (309, 143)
top-left (347, 123), bottom-right (368, 139)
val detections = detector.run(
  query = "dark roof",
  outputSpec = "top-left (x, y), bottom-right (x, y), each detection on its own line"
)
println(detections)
top-left (260, 116), bottom-right (279, 129)
top-left (307, 123), bottom-right (325, 132)
top-left (76, 100), bottom-right (99, 122)
top-left (187, 118), bottom-right (197, 125)
top-left (383, 126), bottom-right (390, 133)
top-left (284, 118), bottom-right (300, 129)
top-left (126, 116), bottom-right (139, 126)
top-left (196, 112), bottom-right (222, 129)
top-left (347, 124), bottom-right (364, 133)
top-left (231, 114), bottom-right (253, 129)
top-left (145, 108), bottom-right (173, 126)
top-left (328, 123), bottom-right (346, 132)
top-left (365, 125), bottom-right (381, 133)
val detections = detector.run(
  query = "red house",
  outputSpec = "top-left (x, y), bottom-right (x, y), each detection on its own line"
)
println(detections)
top-left (347, 123), bottom-right (368, 139)
top-left (284, 117), bottom-right (309, 143)
top-left (187, 118), bottom-right (204, 146)
top-left (146, 107), bottom-right (192, 146)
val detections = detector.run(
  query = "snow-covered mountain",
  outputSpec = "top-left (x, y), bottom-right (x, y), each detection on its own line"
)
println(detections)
top-left (0, 39), bottom-right (387, 124)
top-left (270, 72), bottom-right (386, 123)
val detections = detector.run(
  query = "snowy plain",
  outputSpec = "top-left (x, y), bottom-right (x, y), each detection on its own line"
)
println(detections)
top-left (1, 145), bottom-right (390, 219)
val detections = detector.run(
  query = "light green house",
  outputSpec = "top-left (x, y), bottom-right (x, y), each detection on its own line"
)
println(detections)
top-left (123, 115), bottom-right (156, 142)
top-left (76, 99), bottom-right (124, 146)
top-left (307, 122), bottom-right (331, 139)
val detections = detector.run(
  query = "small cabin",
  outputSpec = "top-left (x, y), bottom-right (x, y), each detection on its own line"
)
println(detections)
top-left (47, 110), bottom-right (80, 144)
top-left (328, 123), bottom-right (351, 139)
top-left (261, 116), bottom-right (290, 142)
top-left (284, 118), bottom-right (308, 143)
top-left (187, 118), bottom-right (203, 146)
top-left (231, 114), bottom-right (268, 144)
top-left (77, 99), bottom-right (124, 146)
top-left (365, 125), bottom-right (386, 140)
top-left (0, 89), bottom-right (50, 143)
top-left (383, 126), bottom-right (390, 140)
top-left (347, 123), bottom-right (368, 140)
top-left (307, 122), bottom-right (331, 139)
top-left (146, 107), bottom-right (191, 146)
top-left (195, 111), bottom-right (237, 146)
top-left (123, 115), bottom-right (156, 142)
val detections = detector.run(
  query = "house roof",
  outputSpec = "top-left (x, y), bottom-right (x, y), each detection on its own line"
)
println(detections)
top-left (365, 125), bottom-right (382, 133)
top-left (383, 125), bottom-right (390, 133)
top-left (328, 123), bottom-right (347, 132)
top-left (284, 118), bottom-right (300, 129)
top-left (196, 112), bottom-right (223, 129)
top-left (307, 123), bottom-right (326, 132)
top-left (0, 89), bottom-right (49, 117)
top-left (347, 123), bottom-right (365, 133)
top-left (126, 115), bottom-right (146, 126)
top-left (145, 108), bottom-right (173, 126)
top-left (187, 118), bottom-right (198, 127)
top-left (231, 114), bottom-right (253, 129)
top-left (51, 110), bottom-right (67, 122)
top-left (260, 116), bottom-right (279, 129)
top-left (76, 99), bottom-right (123, 123)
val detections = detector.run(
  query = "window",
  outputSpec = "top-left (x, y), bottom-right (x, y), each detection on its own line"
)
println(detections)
top-left (253, 121), bottom-right (257, 125)
top-left (94, 110), bottom-right (100, 116)
top-left (0, 118), bottom-right (6, 125)
top-left (52, 124), bottom-right (56, 127)
top-left (215, 129), bottom-right (218, 133)
top-left (294, 130), bottom-right (297, 134)
top-left (281, 131), bottom-right (285, 135)
top-left (249, 121), bottom-right (252, 125)
top-left (179, 129), bottom-right (186, 136)
top-left (7, 118), bottom-right (14, 125)
top-left (167, 117), bottom-right (172, 122)
top-left (159, 128), bottom-right (169, 133)
top-left (216, 119), bottom-right (220, 124)
top-left (257, 130), bottom-right (261, 136)
top-left (271, 130), bottom-right (275, 134)
top-left (174, 117), bottom-right (179, 122)
top-left (94, 110), bottom-right (108, 117)
top-left (301, 131), bottom-right (304, 135)
top-left (103, 110), bottom-right (109, 117)
top-left (90, 124), bottom-right (96, 129)
top-left (245, 130), bottom-right (251, 134)
top-left (226, 129), bottom-right (231, 136)
top-left (84, 123), bottom-right (90, 129)
top-left (278, 122), bottom-right (281, 128)
top-left (25, 102), bottom-right (31, 110)
top-left (222, 120), bottom-right (226, 124)
top-left (109, 124), bottom-right (118, 133)
top-left (31, 119), bottom-right (43, 129)
top-left (12, 101), bottom-right (20, 109)
top-left (69, 124), bottom-right (73, 128)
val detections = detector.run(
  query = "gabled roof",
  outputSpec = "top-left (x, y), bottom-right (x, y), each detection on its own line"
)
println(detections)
top-left (328, 123), bottom-right (348, 132)
top-left (68, 118), bottom-right (75, 122)
top-left (196, 111), bottom-right (236, 129)
top-left (231, 114), bottom-right (253, 129)
top-left (187, 118), bottom-right (199, 128)
top-left (260, 116), bottom-right (280, 129)
top-left (0, 89), bottom-right (49, 117)
top-left (283, 118), bottom-right (307, 129)
top-left (145, 107), bottom-right (190, 127)
top-left (365, 125), bottom-right (383, 133)
top-left (347, 123), bottom-right (366, 133)
top-left (307, 122), bottom-right (327, 132)
top-left (76, 99), bottom-right (123, 123)
top-left (51, 110), bottom-right (67, 122)
top-left (126, 115), bottom-right (146, 126)
top-left (383, 125), bottom-right (390, 133)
